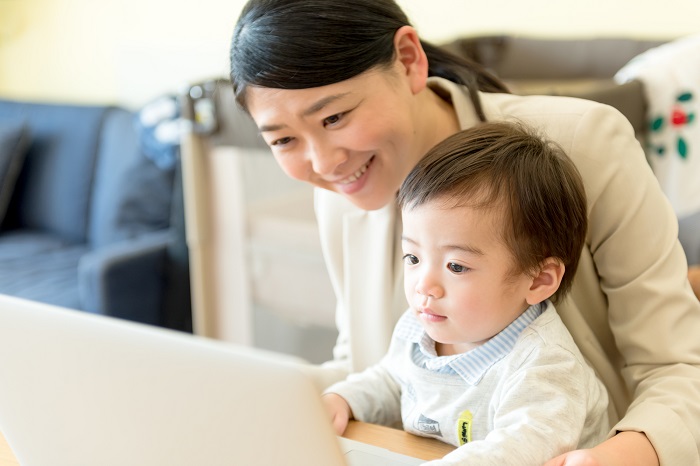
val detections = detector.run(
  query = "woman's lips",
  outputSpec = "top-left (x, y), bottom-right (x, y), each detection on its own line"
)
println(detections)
top-left (339, 158), bottom-right (371, 184)
top-left (336, 156), bottom-right (374, 195)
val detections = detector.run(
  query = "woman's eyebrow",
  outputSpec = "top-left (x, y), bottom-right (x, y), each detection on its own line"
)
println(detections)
top-left (259, 123), bottom-right (286, 133)
top-left (301, 92), bottom-right (351, 117)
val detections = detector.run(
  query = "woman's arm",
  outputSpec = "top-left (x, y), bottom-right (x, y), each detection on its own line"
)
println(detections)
top-left (566, 104), bottom-right (700, 464)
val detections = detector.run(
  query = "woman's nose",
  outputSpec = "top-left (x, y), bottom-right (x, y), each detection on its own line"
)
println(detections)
top-left (306, 141), bottom-right (347, 176)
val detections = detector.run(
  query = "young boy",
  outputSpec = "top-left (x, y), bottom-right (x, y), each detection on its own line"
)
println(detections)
top-left (322, 121), bottom-right (610, 465)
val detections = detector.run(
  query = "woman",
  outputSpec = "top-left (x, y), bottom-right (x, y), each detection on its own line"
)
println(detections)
top-left (229, 1), bottom-right (700, 464)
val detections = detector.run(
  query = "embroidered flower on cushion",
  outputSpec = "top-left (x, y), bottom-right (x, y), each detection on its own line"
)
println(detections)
top-left (649, 91), bottom-right (696, 159)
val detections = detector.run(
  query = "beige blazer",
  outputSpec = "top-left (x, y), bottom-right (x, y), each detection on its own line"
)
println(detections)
top-left (313, 77), bottom-right (700, 465)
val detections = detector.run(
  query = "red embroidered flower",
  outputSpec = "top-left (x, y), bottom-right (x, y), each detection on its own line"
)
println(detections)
top-left (649, 91), bottom-right (696, 158)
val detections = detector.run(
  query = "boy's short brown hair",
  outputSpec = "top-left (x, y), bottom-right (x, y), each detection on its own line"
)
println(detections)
top-left (398, 121), bottom-right (588, 303)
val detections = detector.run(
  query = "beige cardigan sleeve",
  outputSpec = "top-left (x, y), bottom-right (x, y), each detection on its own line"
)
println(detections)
top-left (313, 188), bottom-right (406, 381)
top-left (567, 103), bottom-right (700, 465)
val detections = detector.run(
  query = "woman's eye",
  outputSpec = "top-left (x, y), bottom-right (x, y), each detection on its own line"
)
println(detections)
top-left (447, 262), bottom-right (468, 273)
top-left (323, 113), bottom-right (344, 127)
top-left (270, 136), bottom-right (293, 147)
top-left (403, 254), bottom-right (419, 265)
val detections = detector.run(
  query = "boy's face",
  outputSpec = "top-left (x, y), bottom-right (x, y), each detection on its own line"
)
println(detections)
top-left (401, 200), bottom-right (534, 356)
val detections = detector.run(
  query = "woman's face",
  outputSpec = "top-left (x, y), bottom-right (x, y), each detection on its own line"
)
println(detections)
top-left (246, 66), bottom-right (429, 211)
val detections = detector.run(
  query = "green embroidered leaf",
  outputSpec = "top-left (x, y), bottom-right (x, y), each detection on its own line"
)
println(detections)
top-left (688, 113), bottom-right (695, 124)
top-left (678, 137), bottom-right (687, 158)
top-left (650, 117), bottom-right (664, 132)
top-left (678, 92), bottom-right (693, 102)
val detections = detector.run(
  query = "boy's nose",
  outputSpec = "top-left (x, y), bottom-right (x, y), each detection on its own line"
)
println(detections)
top-left (415, 272), bottom-right (444, 300)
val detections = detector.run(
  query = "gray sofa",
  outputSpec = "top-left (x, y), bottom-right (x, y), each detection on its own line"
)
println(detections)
top-left (0, 98), bottom-right (187, 326)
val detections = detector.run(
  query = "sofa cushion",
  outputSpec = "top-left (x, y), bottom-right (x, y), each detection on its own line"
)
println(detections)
top-left (0, 230), bottom-right (87, 309)
top-left (0, 99), bottom-right (107, 242)
top-left (0, 121), bottom-right (30, 226)
top-left (443, 36), bottom-right (667, 80)
top-left (88, 108), bottom-right (174, 248)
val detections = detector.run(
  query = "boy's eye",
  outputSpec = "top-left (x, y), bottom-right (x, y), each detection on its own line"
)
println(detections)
top-left (403, 254), bottom-right (419, 265)
top-left (447, 262), bottom-right (467, 273)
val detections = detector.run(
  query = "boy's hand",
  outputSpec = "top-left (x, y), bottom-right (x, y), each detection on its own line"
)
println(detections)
top-left (322, 393), bottom-right (353, 435)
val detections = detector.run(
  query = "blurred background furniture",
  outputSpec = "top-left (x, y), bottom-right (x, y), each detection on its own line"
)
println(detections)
top-left (0, 98), bottom-right (191, 328)
top-left (180, 81), bottom-right (337, 362)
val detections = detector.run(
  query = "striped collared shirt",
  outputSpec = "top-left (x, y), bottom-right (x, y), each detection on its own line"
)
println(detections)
top-left (394, 302), bottom-right (545, 385)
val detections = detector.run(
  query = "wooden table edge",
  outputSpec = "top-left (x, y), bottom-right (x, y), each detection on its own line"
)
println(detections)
top-left (343, 420), bottom-right (455, 461)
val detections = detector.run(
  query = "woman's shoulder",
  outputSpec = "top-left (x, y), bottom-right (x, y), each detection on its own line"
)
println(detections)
top-left (480, 91), bottom-right (639, 164)
top-left (433, 78), bottom-right (634, 150)
top-left (481, 91), bottom-right (628, 129)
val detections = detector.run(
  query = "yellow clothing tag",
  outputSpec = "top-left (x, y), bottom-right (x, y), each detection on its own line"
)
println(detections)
top-left (457, 410), bottom-right (473, 446)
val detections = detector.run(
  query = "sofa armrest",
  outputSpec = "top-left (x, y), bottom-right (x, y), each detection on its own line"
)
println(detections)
top-left (78, 230), bottom-right (172, 325)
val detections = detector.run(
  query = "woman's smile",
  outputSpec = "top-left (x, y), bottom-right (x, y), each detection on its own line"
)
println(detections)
top-left (336, 156), bottom-right (374, 194)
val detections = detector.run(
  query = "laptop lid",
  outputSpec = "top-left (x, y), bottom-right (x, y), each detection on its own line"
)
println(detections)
top-left (0, 294), bottom-right (347, 466)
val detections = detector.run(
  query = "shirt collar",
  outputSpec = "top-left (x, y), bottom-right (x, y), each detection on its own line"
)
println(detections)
top-left (395, 302), bottom-right (547, 385)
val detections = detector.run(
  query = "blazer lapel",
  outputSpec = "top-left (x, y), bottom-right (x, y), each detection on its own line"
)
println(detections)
top-left (343, 203), bottom-right (400, 371)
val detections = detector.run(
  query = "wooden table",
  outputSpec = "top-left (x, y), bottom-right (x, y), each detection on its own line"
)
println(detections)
top-left (344, 420), bottom-right (455, 461)
top-left (0, 421), bottom-right (454, 465)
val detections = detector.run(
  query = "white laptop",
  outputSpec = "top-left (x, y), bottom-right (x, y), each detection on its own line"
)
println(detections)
top-left (0, 294), bottom-right (424, 466)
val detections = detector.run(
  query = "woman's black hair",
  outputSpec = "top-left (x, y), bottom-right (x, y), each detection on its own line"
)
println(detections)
top-left (230, 0), bottom-right (509, 120)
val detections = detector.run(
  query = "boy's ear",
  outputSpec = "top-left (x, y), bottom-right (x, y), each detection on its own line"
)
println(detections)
top-left (393, 25), bottom-right (428, 95)
top-left (525, 258), bottom-right (565, 305)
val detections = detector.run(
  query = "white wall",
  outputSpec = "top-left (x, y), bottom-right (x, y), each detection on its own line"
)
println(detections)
top-left (0, 0), bottom-right (698, 108)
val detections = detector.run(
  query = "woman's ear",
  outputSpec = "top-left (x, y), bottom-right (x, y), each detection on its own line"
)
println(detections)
top-left (525, 258), bottom-right (565, 305)
top-left (393, 25), bottom-right (429, 95)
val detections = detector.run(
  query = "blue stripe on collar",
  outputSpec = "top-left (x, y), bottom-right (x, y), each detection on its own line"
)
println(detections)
top-left (395, 302), bottom-right (546, 385)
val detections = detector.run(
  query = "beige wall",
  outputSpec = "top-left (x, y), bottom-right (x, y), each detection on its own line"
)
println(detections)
top-left (402, 0), bottom-right (700, 42)
top-left (1, 0), bottom-right (698, 108)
